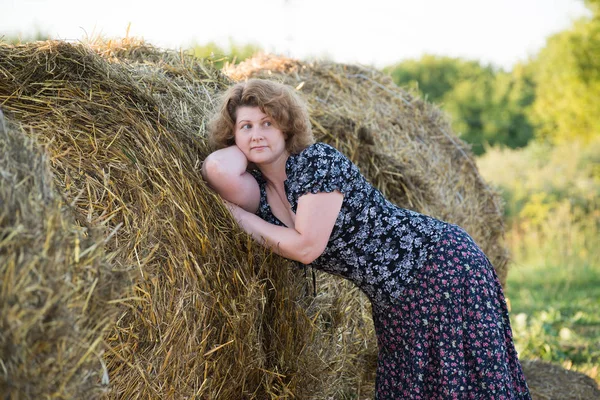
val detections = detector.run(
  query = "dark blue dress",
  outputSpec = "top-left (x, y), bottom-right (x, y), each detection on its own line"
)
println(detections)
top-left (251, 142), bottom-right (531, 399)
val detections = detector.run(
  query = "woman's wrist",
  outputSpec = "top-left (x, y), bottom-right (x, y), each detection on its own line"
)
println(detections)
top-left (224, 200), bottom-right (249, 228)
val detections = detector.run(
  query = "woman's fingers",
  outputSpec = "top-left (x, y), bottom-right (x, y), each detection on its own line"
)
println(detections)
top-left (222, 199), bottom-right (236, 212)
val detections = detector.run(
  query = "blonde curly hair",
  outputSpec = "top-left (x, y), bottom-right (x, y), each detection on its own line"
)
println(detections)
top-left (208, 79), bottom-right (314, 154)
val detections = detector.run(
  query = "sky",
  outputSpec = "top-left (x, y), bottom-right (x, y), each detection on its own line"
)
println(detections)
top-left (1, 0), bottom-right (591, 70)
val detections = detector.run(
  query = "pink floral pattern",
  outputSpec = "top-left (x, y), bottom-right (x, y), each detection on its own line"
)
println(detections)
top-left (251, 143), bottom-right (531, 398)
top-left (372, 224), bottom-right (530, 399)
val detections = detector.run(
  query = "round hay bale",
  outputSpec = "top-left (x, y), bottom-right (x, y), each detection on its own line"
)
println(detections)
top-left (0, 39), bottom-right (519, 399)
top-left (0, 40), bottom-right (374, 399)
top-left (521, 360), bottom-right (600, 400)
top-left (0, 112), bottom-right (124, 397)
top-left (226, 54), bottom-right (509, 286)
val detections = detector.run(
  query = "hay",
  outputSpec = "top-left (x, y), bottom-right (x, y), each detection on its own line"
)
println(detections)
top-left (0, 112), bottom-right (124, 397)
top-left (0, 40), bottom-right (374, 399)
top-left (0, 39), bottom-right (544, 399)
top-left (521, 360), bottom-right (600, 400)
top-left (226, 55), bottom-right (509, 285)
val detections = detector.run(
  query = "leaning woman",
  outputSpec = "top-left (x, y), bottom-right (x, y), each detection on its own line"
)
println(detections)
top-left (201, 78), bottom-right (531, 399)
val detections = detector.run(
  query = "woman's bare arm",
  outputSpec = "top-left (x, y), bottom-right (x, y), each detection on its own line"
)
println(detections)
top-left (202, 145), bottom-right (260, 213)
top-left (225, 191), bottom-right (344, 264)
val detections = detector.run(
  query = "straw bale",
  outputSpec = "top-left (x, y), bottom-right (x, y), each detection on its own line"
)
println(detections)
top-left (0, 40), bottom-right (376, 399)
top-left (0, 112), bottom-right (124, 398)
top-left (226, 55), bottom-right (509, 286)
top-left (521, 360), bottom-right (600, 400)
top-left (0, 39), bottom-right (523, 399)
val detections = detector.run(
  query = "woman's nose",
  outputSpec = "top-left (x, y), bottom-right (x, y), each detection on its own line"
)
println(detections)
top-left (250, 128), bottom-right (263, 141)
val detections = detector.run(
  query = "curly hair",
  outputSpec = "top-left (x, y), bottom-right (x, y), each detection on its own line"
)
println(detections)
top-left (208, 79), bottom-right (314, 154)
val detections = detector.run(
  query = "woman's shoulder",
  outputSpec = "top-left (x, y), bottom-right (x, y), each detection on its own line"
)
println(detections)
top-left (294, 142), bottom-right (346, 161)
top-left (287, 142), bottom-right (360, 196)
top-left (287, 142), bottom-right (346, 173)
top-left (302, 141), bottom-right (339, 153)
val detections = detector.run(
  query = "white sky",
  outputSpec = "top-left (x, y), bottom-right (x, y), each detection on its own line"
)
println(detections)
top-left (1, 0), bottom-right (590, 70)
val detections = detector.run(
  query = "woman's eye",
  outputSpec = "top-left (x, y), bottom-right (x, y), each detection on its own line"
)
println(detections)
top-left (242, 123), bottom-right (251, 130)
top-left (264, 121), bottom-right (272, 127)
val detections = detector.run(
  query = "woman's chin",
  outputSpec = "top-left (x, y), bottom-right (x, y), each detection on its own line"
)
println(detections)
top-left (249, 156), bottom-right (267, 165)
top-left (248, 152), bottom-right (271, 164)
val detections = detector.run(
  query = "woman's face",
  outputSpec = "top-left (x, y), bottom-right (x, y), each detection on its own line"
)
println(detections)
top-left (234, 106), bottom-right (288, 166)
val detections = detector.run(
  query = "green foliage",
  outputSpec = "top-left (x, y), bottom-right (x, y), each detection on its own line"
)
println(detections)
top-left (383, 55), bottom-right (482, 103)
top-left (384, 56), bottom-right (535, 154)
top-left (507, 260), bottom-right (600, 379)
top-left (187, 39), bottom-right (262, 70)
top-left (445, 66), bottom-right (535, 153)
top-left (585, 0), bottom-right (600, 15)
top-left (477, 137), bottom-right (600, 224)
top-left (384, 0), bottom-right (600, 151)
top-left (529, 12), bottom-right (600, 144)
top-left (479, 137), bottom-right (600, 381)
top-left (0, 30), bottom-right (48, 44)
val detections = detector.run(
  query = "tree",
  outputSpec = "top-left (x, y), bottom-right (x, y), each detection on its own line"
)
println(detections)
top-left (442, 68), bottom-right (534, 154)
top-left (529, 6), bottom-right (600, 143)
top-left (188, 39), bottom-right (262, 70)
top-left (0, 30), bottom-right (48, 44)
top-left (383, 55), bottom-right (483, 104)
top-left (384, 56), bottom-right (535, 154)
top-left (585, 0), bottom-right (600, 15)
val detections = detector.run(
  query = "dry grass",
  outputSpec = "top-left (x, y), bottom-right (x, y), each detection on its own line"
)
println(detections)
top-left (2, 39), bottom-right (585, 399)
top-left (521, 360), bottom-right (600, 400)
top-left (0, 112), bottom-right (124, 398)
top-left (0, 40), bottom-right (373, 399)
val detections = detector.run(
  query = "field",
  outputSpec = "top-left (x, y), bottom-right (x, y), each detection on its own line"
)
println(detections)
top-left (506, 255), bottom-right (600, 382)
top-left (478, 139), bottom-right (600, 384)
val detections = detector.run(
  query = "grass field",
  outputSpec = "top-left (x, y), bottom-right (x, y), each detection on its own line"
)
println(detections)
top-left (506, 256), bottom-right (600, 382)
top-left (477, 139), bottom-right (600, 384)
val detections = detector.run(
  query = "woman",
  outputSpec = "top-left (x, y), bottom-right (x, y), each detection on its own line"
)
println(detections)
top-left (202, 79), bottom-right (531, 399)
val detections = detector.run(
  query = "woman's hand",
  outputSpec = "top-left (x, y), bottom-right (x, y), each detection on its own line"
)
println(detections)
top-left (202, 146), bottom-right (260, 213)
top-left (222, 199), bottom-right (247, 227)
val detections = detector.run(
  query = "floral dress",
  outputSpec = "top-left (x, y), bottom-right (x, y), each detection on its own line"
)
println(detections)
top-left (251, 142), bottom-right (531, 399)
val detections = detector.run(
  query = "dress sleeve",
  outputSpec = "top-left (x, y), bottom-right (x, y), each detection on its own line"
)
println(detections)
top-left (293, 143), bottom-right (355, 196)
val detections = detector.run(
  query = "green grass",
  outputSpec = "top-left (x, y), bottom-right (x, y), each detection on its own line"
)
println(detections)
top-left (506, 258), bottom-right (600, 381)
top-left (476, 137), bottom-right (600, 382)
